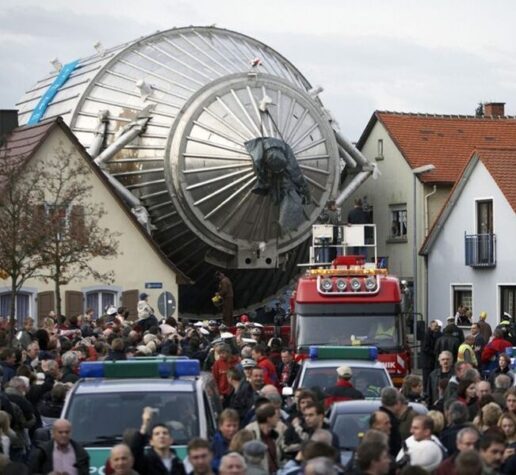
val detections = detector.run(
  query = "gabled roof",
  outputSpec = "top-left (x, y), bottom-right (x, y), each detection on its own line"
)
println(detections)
top-left (357, 111), bottom-right (516, 184)
top-left (0, 117), bottom-right (192, 285)
top-left (420, 146), bottom-right (516, 255)
top-left (479, 147), bottom-right (516, 213)
top-left (0, 118), bottom-right (57, 189)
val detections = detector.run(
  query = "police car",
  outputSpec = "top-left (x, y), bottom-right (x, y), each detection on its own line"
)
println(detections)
top-left (61, 357), bottom-right (222, 474)
top-left (284, 346), bottom-right (393, 399)
top-left (329, 399), bottom-right (428, 465)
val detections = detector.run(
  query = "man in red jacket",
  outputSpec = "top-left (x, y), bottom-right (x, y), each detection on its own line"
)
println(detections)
top-left (324, 365), bottom-right (364, 409)
top-left (481, 328), bottom-right (512, 371)
top-left (212, 343), bottom-right (239, 400)
top-left (251, 344), bottom-right (279, 387)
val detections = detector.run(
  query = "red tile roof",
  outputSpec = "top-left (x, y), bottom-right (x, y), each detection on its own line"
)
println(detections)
top-left (0, 118), bottom-right (58, 190)
top-left (358, 112), bottom-right (516, 183)
top-left (477, 147), bottom-right (516, 213)
top-left (420, 146), bottom-right (516, 255)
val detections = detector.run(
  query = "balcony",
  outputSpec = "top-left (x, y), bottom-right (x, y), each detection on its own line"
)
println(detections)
top-left (465, 233), bottom-right (496, 268)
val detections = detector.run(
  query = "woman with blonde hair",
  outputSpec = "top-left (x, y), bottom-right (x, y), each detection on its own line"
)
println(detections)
top-left (498, 412), bottom-right (516, 444)
top-left (228, 429), bottom-right (254, 454)
top-left (427, 410), bottom-right (445, 436)
top-left (473, 402), bottom-right (502, 432)
top-left (0, 410), bottom-right (13, 457)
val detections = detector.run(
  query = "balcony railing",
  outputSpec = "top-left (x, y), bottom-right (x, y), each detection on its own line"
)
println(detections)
top-left (465, 233), bottom-right (496, 267)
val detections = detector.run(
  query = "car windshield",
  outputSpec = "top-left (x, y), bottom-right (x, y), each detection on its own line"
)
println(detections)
top-left (297, 315), bottom-right (401, 349)
top-left (301, 367), bottom-right (390, 398)
top-left (332, 412), bottom-right (372, 449)
top-left (66, 392), bottom-right (198, 446)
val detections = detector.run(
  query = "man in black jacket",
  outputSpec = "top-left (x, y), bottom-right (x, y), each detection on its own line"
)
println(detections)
top-left (434, 325), bottom-right (460, 362)
top-left (427, 350), bottom-right (453, 407)
top-left (277, 349), bottom-right (300, 389)
top-left (421, 320), bottom-right (442, 392)
top-left (379, 387), bottom-right (403, 458)
top-left (226, 367), bottom-right (254, 423)
top-left (131, 406), bottom-right (186, 475)
top-left (29, 418), bottom-right (90, 475)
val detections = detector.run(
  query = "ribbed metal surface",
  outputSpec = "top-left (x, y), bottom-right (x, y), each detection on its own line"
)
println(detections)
top-left (18, 26), bottom-right (344, 315)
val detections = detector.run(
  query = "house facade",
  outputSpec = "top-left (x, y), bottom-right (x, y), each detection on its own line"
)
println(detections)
top-left (343, 106), bottom-right (516, 319)
top-left (421, 148), bottom-right (516, 329)
top-left (0, 117), bottom-right (190, 322)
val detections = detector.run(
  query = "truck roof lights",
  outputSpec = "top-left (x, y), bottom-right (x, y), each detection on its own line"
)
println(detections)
top-left (79, 359), bottom-right (200, 379)
top-left (335, 278), bottom-right (347, 291)
top-left (309, 345), bottom-right (378, 361)
top-left (350, 278), bottom-right (361, 291)
top-left (309, 268), bottom-right (388, 277)
top-left (320, 278), bottom-right (333, 292)
top-left (365, 276), bottom-right (377, 291)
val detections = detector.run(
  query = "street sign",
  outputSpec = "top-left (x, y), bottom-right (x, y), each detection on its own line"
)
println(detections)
top-left (158, 291), bottom-right (177, 317)
top-left (144, 282), bottom-right (163, 289)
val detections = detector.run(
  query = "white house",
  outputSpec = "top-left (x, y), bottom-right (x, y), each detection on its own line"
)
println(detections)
top-left (420, 147), bottom-right (516, 329)
top-left (344, 104), bottom-right (516, 319)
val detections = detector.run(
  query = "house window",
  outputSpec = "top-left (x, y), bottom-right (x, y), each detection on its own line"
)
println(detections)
top-left (0, 292), bottom-right (32, 322)
top-left (452, 285), bottom-right (472, 318)
top-left (376, 139), bottom-right (384, 160)
top-left (45, 203), bottom-right (70, 240)
top-left (85, 290), bottom-right (117, 319)
top-left (476, 199), bottom-right (493, 234)
top-left (500, 286), bottom-right (516, 323)
top-left (389, 205), bottom-right (407, 239)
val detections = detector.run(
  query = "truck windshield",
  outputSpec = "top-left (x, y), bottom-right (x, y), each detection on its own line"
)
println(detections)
top-left (66, 392), bottom-right (198, 446)
top-left (297, 315), bottom-right (402, 349)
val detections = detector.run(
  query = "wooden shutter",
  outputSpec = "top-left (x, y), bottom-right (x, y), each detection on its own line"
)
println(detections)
top-left (33, 204), bottom-right (46, 238)
top-left (70, 205), bottom-right (86, 243)
top-left (65, 290), bottom-right (84, 317)
top-left (121, 289), bottom-right (139, 321)
top-left (37, 291), bottom-right (55, 324)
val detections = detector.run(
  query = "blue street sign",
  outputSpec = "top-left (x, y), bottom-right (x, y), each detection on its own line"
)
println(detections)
top-left (145, 282), bottom-right (163, 289)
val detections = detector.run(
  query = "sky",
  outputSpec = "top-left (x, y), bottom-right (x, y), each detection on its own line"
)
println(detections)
top-left (2, 0), bottom-right (516, 140)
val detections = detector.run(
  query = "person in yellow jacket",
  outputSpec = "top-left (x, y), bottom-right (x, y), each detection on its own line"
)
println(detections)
top-left (457, 334), bottom-right (478, 367)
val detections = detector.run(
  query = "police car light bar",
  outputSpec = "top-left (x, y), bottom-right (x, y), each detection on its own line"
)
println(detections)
top-left (79, 359), bottom-right (200, 379)
top-left (309, 346), bottom-right (378, 361)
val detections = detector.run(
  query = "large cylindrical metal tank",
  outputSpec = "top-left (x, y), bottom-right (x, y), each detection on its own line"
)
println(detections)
top-left (17, 26), bottom-right (364, 316)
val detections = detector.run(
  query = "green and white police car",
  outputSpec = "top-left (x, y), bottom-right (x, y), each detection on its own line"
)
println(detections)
top-left (61, 357), bottom-right (222, 475)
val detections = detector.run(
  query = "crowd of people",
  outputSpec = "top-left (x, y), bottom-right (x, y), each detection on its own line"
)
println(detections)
top-left (0, 297), bottom-right (514, 474)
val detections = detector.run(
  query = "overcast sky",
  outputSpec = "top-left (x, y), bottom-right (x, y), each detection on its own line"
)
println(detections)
top-left (2, 0), bottom-right (516, 140)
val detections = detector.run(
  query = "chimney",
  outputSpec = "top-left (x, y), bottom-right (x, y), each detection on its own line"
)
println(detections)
top-left (483, 102), bottom-right (505, 117)
top-left (0, 110), bottom-right (18, 142)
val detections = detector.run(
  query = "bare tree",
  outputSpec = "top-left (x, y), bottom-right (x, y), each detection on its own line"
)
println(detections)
top-left (37, 145), bottom-right (120, 317)
top-left (0, 155), bottom-right (49, 326)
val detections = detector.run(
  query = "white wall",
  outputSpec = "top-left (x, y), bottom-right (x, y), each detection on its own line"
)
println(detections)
top-left (427, 161), bottom-right (516, 328)
top-left (343, 121), bottom-right (416, 279)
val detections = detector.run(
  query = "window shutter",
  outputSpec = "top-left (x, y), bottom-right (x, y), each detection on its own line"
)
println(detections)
top-left (70, 205), bottom-right (86, 243)
top-left (65, 290), bottom-right (84, 317)
top-left (121, 289), bottom-right (139, 321)
top-left (32, 204), bottom-right (46, 238)
top-left (37, 291), bottom-right (55, 324)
